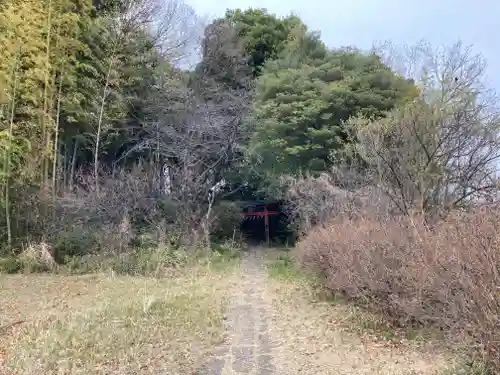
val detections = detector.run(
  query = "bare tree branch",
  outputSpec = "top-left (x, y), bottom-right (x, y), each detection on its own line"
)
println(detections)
top-left (353, 41), bottom-right (500, 217)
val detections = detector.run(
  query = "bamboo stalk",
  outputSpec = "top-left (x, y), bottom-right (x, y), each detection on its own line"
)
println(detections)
top-left (41, 0), bottom-right (53, 212)
top-left (52, 70), bottom-right (63, 205)
top-left (4, 51), bottom-right (20, 250)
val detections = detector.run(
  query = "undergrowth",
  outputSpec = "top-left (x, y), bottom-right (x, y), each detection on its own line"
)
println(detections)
top-left (296, 207), bottom-right (500, 373)
top-left (0, 238), bottom-right (241, 277)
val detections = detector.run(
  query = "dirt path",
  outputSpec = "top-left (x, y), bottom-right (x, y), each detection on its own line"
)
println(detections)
top-left (199, 250), bottom-right (276, 375)
top-left (199, 249), bottom-right (455, 375)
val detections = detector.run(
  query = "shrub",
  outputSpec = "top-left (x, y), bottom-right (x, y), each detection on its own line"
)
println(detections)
top-left (211, 239), bottom-right (241, 261)
top-left (18, 242), bottom-right (57, 272)
top-left (0, 257), bottom-right (21, 273)
top-left (282, 172), bottom-right (392, 237)
top-left (53, 227), bottom-right (99, 262)
top-left (296, 205), bottom-right (500, 372)
top-left (210, 201), bottom-right (243, 241)
top-left (63, 245), bottom-right (190, 277)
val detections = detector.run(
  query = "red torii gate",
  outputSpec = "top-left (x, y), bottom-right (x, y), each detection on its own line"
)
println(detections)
top-left (241, 202), bottom-right (280, 245)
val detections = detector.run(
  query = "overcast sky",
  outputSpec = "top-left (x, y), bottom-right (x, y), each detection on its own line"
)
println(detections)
top-left (186, 0), bottom-right (500, 90)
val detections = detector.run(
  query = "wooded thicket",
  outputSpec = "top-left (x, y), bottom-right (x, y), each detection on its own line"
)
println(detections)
top-left (3, 1), bottom-right (500, 370)
top-left (1, 0), bottom-right (499, 258)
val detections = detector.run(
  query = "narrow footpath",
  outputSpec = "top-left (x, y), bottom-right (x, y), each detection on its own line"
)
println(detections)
top-left (199, 249), bottom-right (454, 375)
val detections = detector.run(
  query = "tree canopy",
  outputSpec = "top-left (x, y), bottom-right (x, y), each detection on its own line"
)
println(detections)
top-left (248, 36), bottom-right (419, 177)
top-left (0, 1), bottom-right (497, 252)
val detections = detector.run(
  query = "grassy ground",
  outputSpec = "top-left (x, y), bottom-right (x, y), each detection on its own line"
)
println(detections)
top-left (263, 248), bottom-right (461, 375)
top-left (0, 258), bottom-right (240, 375)
top-left (0, 246), bottom-right (475, 375)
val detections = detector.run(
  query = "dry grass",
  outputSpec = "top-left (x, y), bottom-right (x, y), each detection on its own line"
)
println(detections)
top-left (295, 206), bottom-right (500, 373)
top-left (0, 263), bottom-right (239, 375)
top-left (262, 250), bottom-right (456, 374)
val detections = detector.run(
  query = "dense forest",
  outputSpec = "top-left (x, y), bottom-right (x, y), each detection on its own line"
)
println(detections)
top-left (3, 1), bottom-right (500, 371)
top-left (1, 0), bottom-right (499, 257)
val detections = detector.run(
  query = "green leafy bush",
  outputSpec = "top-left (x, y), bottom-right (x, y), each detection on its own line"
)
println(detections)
top-left (53, 227), bottom-right (98, 263)
top-left (0, 257), bottom-right (21, 273)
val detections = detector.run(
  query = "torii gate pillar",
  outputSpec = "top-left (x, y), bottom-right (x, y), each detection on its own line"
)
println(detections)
top-left (264, 206), bottom-right (270, 246)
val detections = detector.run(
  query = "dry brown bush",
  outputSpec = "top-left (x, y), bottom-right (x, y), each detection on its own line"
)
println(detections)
top-left (296, 205), bottom-right (500, 370)
top-left (282, 172), bottom-right (392, 237)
